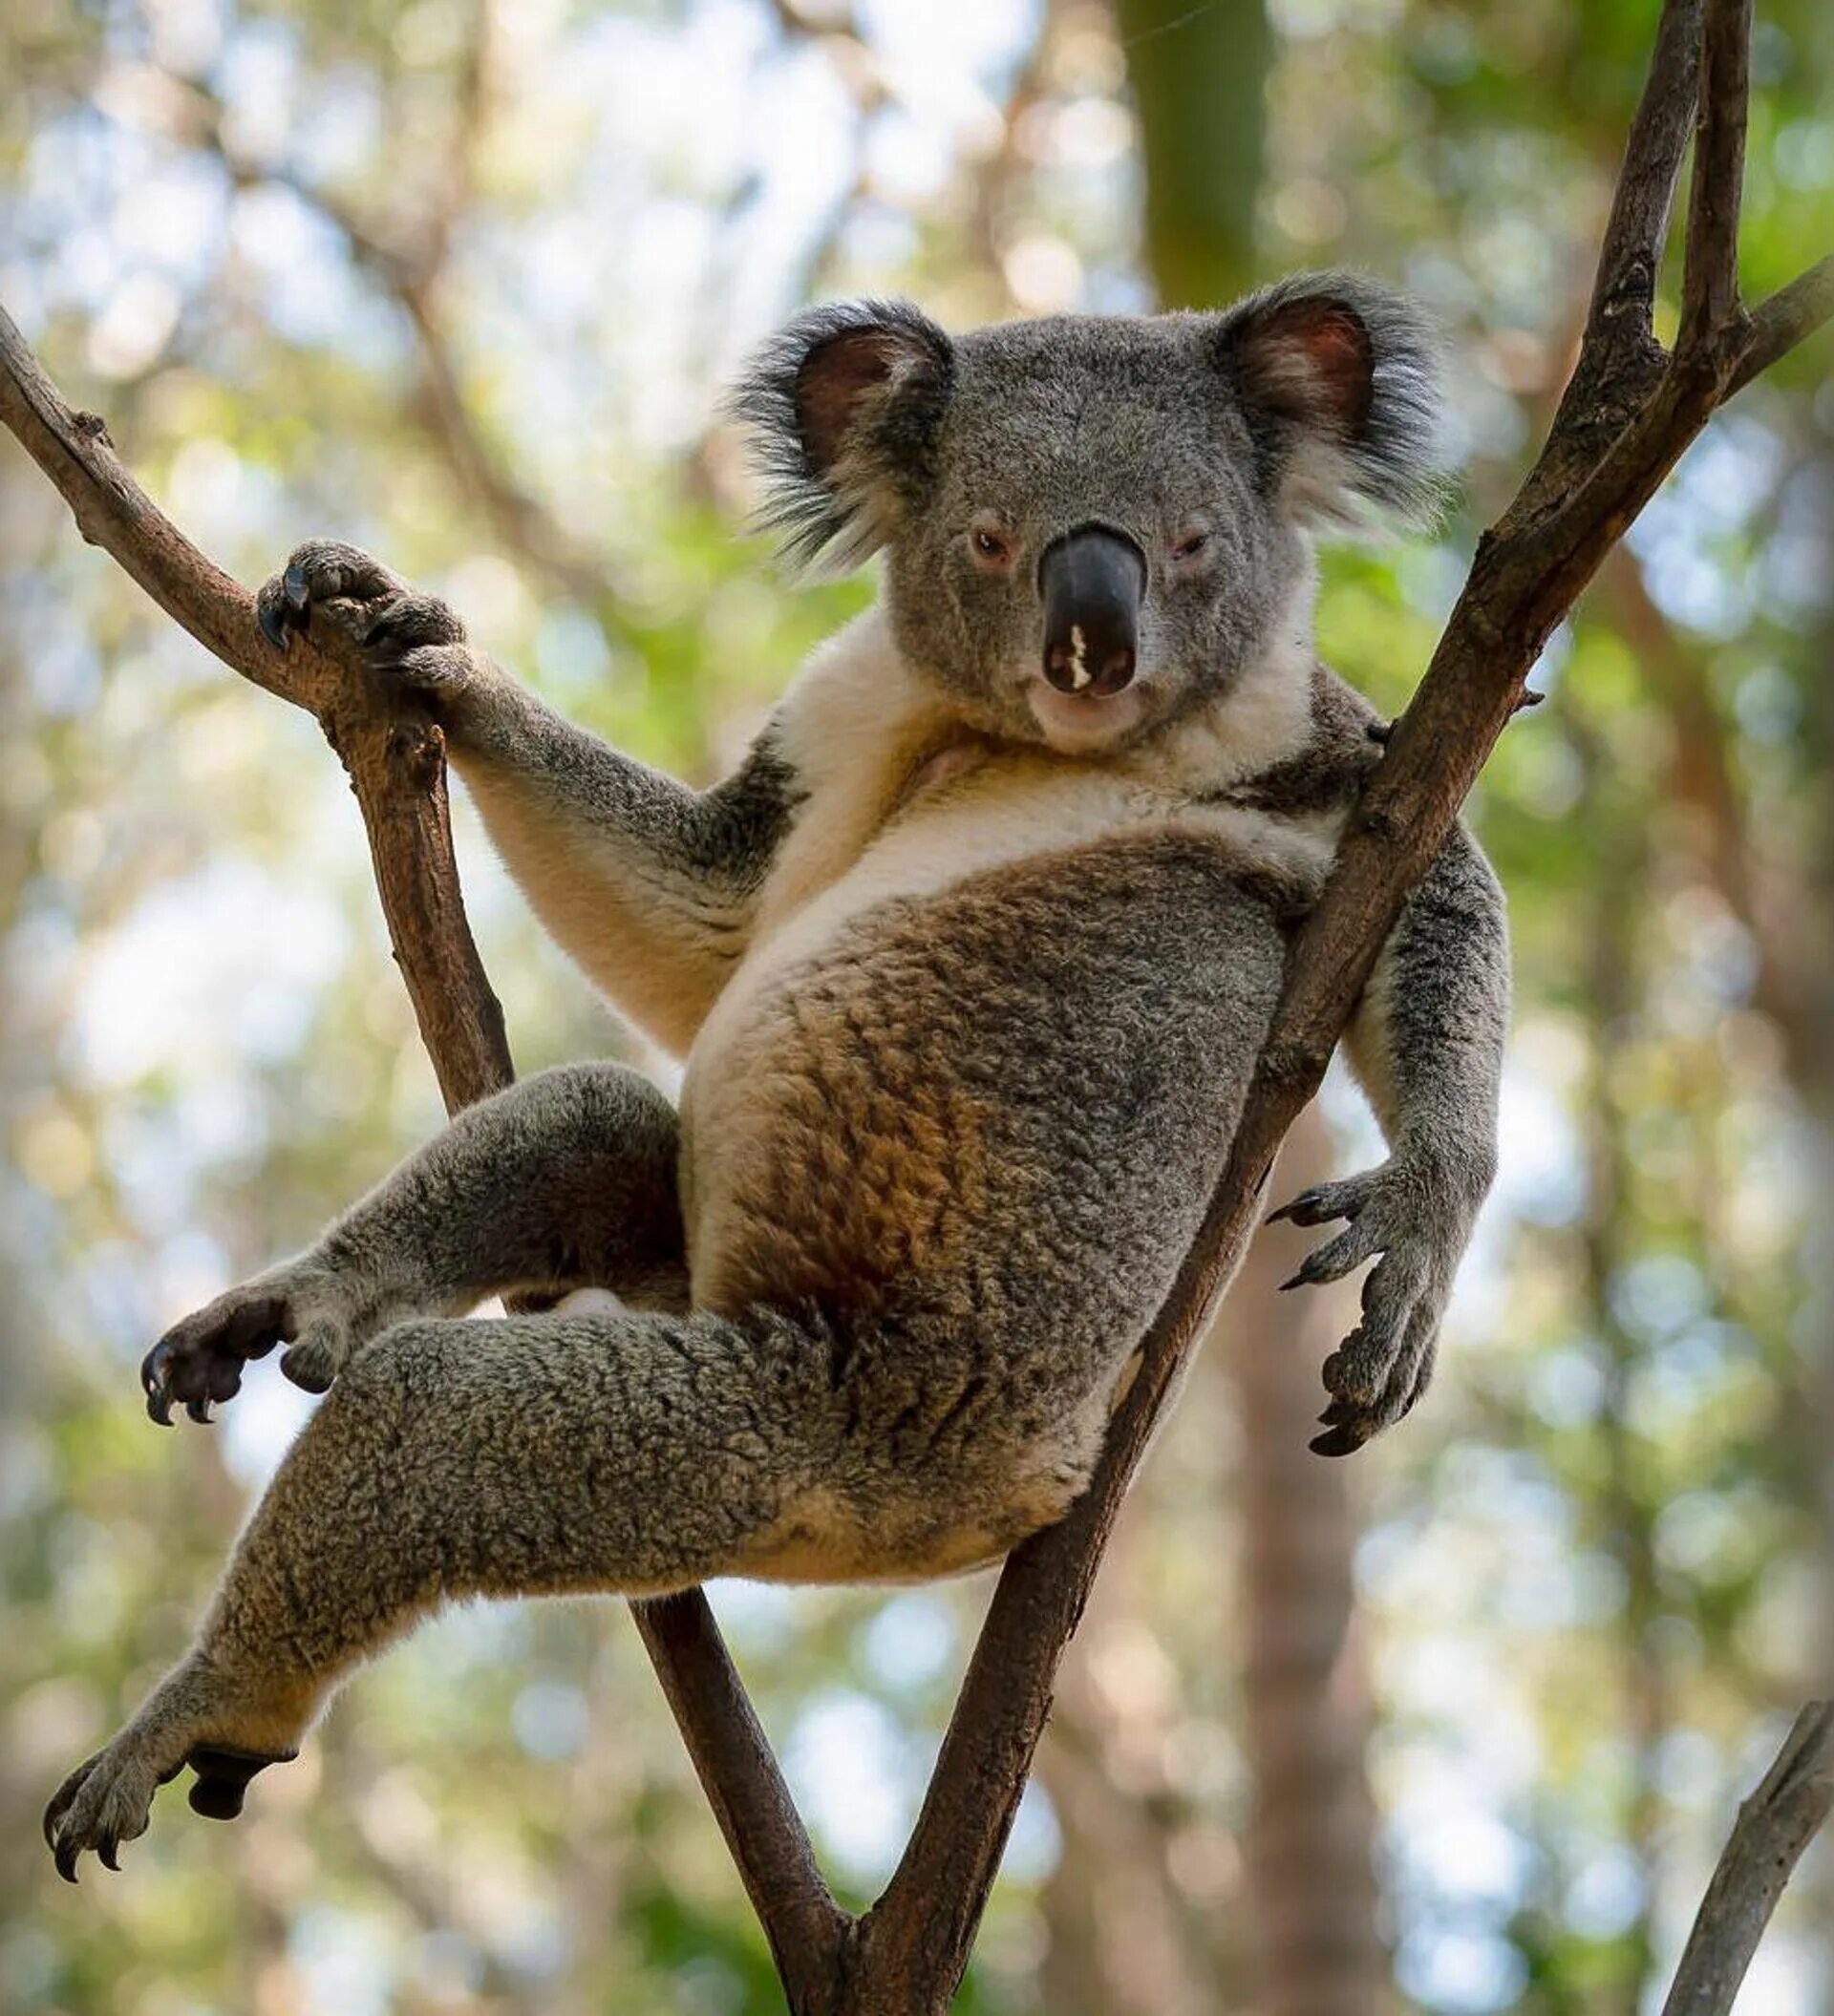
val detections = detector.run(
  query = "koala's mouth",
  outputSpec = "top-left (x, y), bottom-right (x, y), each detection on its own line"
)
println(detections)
top-left (1023, 676), bottom-right (1150, 753)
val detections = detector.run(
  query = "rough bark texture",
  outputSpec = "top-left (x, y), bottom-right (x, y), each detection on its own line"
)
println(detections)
top-left (2, 0), bottom-right (1830, 2004)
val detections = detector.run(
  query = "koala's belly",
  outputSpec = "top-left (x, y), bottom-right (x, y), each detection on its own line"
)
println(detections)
top-left (678, 813), bottom-right (1305, 1375)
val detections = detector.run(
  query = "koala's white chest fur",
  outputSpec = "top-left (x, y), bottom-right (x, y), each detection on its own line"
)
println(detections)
top-left (677, 608), bottom-right (1340, 1288)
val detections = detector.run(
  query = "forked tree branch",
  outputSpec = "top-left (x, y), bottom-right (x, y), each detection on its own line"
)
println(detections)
top-left (3, 0), bottom-right (1829, 2005)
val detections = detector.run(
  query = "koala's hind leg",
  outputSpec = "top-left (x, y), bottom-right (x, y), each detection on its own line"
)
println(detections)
top-left (48, 1303), bottom-right (843, 1878)
top-left (143, 1063), bottom-right (689, 1418)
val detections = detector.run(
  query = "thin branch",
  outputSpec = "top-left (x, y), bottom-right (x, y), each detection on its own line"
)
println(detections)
top-left (237, 159), bottom-right (627, 621)
top-left (1660, 1702), bottom-right (1834, 2016)
top-left (633, 1593), bottom-right (852, 2005)
top-left (103, 54), bottom-right (638, 630)
top-left (0, 299), bottom-right (844, 1998)
top-left (1730, 254), bottom-right (1834, 393)
top-left (1601, 544), bottom-right (1818, 1078)
top-left (1679, 0), bottom-right (1751, 354)
top-left (1582, 0), bottom-right (1703, 363)
top-left (765, 0), bottom-right (868, 44)
top-left (0, 308), bottom-right (312, 711)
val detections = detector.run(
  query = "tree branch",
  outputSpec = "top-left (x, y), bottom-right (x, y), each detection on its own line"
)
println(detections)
top-left (1730, 253), bottom-right (1834, 393)
top-left (1679, 0), bottom-right (1751, 354)
top-left (1659, 1702), bottom-right (1834, 2016)
top-left (1581, 0), bottom-right (1701, 365)
top-left (0, 298), bottom-right (845, 2004)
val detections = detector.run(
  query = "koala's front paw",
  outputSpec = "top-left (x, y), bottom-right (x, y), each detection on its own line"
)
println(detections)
top-left (1269, 1160), bottom-right (1473, 1456)
top-left (140, 1265), bottom-right (358, 1425)
top-left (255, 540), bottom-right (482, 711)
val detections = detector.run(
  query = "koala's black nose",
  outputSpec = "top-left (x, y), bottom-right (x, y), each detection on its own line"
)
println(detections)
top-left (1038, 525), bottom-right (1145, 698)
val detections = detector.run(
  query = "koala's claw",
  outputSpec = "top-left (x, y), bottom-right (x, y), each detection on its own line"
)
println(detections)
top-left (257, 592), bottom-right (292, 651)
top-left (255, 543), bottom-right (477, 712)
top-left (1267, 1175), bottom-right (1371, 1230)
top-left (257, 540), bottom-right (402, 653)
top-left (142, 1287), bottom-right (294, 1427)
top-left (141, 1273), bottom-right (359, 1423)
top-left (1271, 1160), bottom-right (1469, 1456)
top-left (45, 1737), bottom-right (294, 1878)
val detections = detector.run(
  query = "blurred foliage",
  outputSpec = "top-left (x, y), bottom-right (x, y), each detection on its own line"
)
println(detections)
top-left (1, 0), bottom-right (1830, 2012)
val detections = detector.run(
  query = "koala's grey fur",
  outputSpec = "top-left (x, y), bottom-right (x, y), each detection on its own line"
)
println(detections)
top-left (46, 270), bottom-right (1507, 1880)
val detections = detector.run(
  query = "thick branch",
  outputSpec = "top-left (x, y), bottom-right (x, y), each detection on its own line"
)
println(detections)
top-left (1660, 1702), bottom-right (1834, 2016)
top-left (0, 300), bottom-right (842, 2000)
top-left (634, 1594), bottom-right (851, 2004)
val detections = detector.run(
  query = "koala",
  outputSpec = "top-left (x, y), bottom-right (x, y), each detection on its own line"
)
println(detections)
top-left (46, 271), bottom-right (1506, 1879)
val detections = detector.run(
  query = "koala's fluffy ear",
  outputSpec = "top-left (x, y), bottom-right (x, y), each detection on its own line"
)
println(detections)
top-left (730, 300), bottom-right (954, 573)
top-left (1213, 273), bottom-right (1449, 534)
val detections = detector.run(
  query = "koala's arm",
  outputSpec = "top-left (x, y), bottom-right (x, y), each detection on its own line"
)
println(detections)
top-left (1274, 818), bottom-right (1507, 1454)
top-left (1346, 820), bottom-right (1507, 1199)
top-left (259, 542), bottom-right (803, 1050)
top-left (447, 680), bottom-right (800, 1046)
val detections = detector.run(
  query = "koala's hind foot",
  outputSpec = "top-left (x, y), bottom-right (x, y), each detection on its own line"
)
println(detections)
top-left (1269, 1157), bottom-right (1479, 1455)
top-left (141, 1064), bottom-right (691, 1425)
top-left (43, 1655), bottom-right (305, 1880)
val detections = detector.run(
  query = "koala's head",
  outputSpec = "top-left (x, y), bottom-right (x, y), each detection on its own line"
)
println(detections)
top-left (733, 273), bottom-right (1447, 753)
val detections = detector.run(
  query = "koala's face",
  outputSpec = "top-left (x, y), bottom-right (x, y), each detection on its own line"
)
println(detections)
top-left (736, 276), bottom-right (1444, 754)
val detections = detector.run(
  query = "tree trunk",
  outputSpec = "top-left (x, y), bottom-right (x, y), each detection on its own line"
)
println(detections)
top-left (1230, 1107), bottom-right (1390, 2015)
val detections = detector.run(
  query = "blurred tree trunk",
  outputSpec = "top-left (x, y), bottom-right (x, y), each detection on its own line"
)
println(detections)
top-left (1113, 0), bottom-right (1270, 308)
top-left (1231, 1109), bottom-right (1392, 2016)
top-left (1035, 1509), bottom-right (1233, 2016)
top-left (1802, 519), bottom-right (1834, 1963)
top-left (1573, 713), bottom-right (1669, 2013)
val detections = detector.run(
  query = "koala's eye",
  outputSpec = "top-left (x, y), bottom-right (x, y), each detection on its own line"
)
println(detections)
top-left (1169, 528), bottom-right (1210, 563)
top-left (969, 524), bottom-right (1015, 569)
